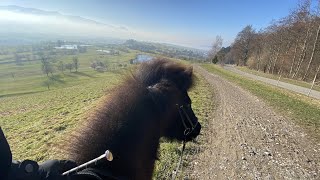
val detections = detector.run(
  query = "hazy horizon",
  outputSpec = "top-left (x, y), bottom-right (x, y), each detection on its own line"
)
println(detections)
top-left (0, 1), bottom-right (301, 49)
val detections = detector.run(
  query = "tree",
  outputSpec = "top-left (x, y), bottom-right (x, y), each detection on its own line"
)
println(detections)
top-left (57, 61), bottom-right (65, 74)
top-left (65, 63), bottom-right (73, 72)
top-left (73, 57), bottom-right (79, 72)
top-left (78, 46), bottom-right (87, 53)
top-left (303, 2), bottom-right (320, 80)
top-left (14, 53), bottom-right (23, 65)
top-left (216, 46), bottom-right (231, 64)
top-left (208, 35), bottom-right (223, 62)
top-left (233, 25), bottom-right (255, 66)
top-left (40, 56), bottom-right (54, 77)
top-left (227, 0), bottom-right (320, 82)
top-left (212, 55), bottom-right (219, 64)
top-left (42, 79), bottom-right (52, 90)
top-left (90, 60), bottom-right (106, 72)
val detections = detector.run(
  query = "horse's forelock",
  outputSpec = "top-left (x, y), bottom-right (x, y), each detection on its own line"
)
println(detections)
top-left (136, 58), bottom-right (193, 91)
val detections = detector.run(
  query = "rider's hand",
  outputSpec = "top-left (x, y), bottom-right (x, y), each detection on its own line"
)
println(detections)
top-left (0, 127), bottom-right (12, 180)
top-left (38, 160), bottom-right (77, 180)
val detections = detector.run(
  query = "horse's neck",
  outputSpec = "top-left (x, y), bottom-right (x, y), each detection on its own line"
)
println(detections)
top-left (69, 85), bottom-right (163, 179)
top-left (103, 95), bottom-right (162, 179)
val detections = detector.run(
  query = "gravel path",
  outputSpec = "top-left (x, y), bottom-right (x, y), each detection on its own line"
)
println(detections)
top-left (187, 65), bottom-right (320, 179)
top-left (223, 65), bottom-right (320, 100)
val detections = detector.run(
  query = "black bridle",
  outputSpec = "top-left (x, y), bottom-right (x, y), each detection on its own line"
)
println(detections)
top-left (172, 103), bottom-right (198, 180)
top-left (176, 104), bottom-right (199, 137)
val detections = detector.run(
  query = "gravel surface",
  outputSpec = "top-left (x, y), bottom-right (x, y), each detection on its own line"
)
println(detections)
top-left (223, 65), bottom-right (320, 100)
top-left (186, 65), bottom-right (320, 179)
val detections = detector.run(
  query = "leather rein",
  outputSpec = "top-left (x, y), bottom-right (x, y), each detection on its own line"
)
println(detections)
top-left (171, 103), bottom-right (198, 180)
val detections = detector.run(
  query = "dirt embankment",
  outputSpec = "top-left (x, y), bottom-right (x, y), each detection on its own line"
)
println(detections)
top-left (186, 65), bottom-right (320, 179)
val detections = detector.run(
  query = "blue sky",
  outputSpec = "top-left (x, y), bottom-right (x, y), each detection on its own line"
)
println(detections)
top-left (0, 0), bottom-right (300, 49)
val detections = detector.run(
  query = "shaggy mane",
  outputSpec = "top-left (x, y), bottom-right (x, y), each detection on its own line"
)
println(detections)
top-left (64, 58), bottom-right (194, 179)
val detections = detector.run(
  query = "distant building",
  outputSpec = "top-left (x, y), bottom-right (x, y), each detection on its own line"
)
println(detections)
top-left (79, 44), bottom-right (92, 47)
top-left (96, 50), bottom-right (111, 54)
top-left (55, 45), bottom-right (78, 50)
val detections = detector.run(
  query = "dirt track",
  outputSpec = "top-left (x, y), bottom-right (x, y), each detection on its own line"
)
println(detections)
top-left (186, 66), bottom-right (320, 179)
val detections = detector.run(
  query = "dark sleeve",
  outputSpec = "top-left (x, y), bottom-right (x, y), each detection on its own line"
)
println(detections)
top-left (0, 127), bottom-right (12, 180)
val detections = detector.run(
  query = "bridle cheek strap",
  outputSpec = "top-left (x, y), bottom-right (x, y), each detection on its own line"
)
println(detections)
top-left (176, 104), bottom-right (198, 136)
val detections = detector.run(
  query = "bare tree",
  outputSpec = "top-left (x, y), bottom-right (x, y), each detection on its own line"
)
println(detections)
top-left (218, 0), bottom-right (320, 83)
top-left (208, 35), bottom-right (223, 63)
top-left (73, 56), bottom-right (79, 72)
top-left (303, 2), bottom-right (320, 80)
top-left (40, 56), bottom-right (54, 77)
top-left (232, 25), bottom-right (255, 66)
top-left (291, 0), bottom-right (312, 78)
top-left (57, 61), bottom-right (65, 74)
top-left (308, 64), bottom-right (320, 96)
top-left (65, 63), bottom-right (74, 72)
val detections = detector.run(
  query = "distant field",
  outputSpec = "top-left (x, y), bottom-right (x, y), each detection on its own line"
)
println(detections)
top-left (0, 46), bottom-right (138, 97)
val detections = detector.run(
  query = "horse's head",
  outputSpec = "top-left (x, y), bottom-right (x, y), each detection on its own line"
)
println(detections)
top-left (161, 82), bottom-right (201, 142)
top-left (137, 58), bottom-right (201, 142)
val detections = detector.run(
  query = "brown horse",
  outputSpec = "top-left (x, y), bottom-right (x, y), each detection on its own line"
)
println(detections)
top-left (66, 58), bottom-right (201, 180)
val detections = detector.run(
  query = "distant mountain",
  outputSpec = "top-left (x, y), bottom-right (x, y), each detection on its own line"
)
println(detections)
top-left (0, 5), bottom-right (117, 27)
top-left (0, 5), bottom-right (205, 50)
top-left (0, 5), bottom-right (129, 44)
top-left (0, 5), bottom-right (60, 16)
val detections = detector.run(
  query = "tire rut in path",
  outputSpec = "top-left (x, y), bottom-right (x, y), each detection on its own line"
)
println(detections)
top-left (186, 65), bottom-right (320, 179)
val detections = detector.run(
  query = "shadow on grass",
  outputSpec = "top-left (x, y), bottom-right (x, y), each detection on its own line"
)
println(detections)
top-left (50, 74), bottom-right (66, 84)
top-left (0, 90), bottom-right (45, 98)
top-left (72, 71), bottom-right (96, 78)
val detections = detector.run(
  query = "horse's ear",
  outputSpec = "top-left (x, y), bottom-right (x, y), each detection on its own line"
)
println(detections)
top-left (180, 66), bottom-right (193, 90)
top-left (184, 66), bottom-right (193, 78)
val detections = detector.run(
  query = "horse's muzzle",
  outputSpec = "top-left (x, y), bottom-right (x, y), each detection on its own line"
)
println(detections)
top-left (186, 122), bottom-right (201, 141)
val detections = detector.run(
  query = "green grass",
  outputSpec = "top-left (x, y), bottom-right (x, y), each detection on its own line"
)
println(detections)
top-left (237, 66), bottom-right (320, 92)
top-left (202, 64), bottom-right (320, 141)
top-left (0, 72), bottom-right (123, 161)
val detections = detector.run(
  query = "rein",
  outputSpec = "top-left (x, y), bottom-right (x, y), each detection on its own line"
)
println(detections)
top-left (171, 139), bottom-right (186, 180)
top-left (171, 104), bottom-right (198, 180)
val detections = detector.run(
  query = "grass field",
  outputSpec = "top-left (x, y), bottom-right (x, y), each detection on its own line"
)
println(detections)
top-left (237, 66), bottom-right (320, 92)
top-left (1, 71), bottom-right (124, 161)
top-left (202, 64), bottom-right (320, 141)
top-left (0, 46), bottom-right (139, 97)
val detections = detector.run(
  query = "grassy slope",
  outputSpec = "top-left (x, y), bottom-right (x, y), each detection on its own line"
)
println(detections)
top-left (202, 64), bottom-right (320, 141)
top-left (237, 66), bottom-right (320, 92)
top-left (0, 72), bottom-right (123, 161)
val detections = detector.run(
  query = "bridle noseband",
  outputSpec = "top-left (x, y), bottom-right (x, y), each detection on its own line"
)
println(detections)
top-left (176, 104), bottom-right (198, 136)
